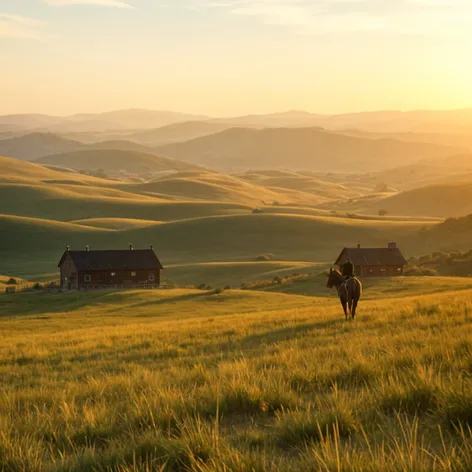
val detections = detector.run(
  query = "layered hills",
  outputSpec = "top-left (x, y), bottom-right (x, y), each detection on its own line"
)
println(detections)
top-left (156, 127), bottom-right (461, 173)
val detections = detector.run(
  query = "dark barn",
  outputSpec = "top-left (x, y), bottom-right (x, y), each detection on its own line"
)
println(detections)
top-left (335, 242), bottom-right (407, 277)
top-left (58, 245), bottom-right (164, 290)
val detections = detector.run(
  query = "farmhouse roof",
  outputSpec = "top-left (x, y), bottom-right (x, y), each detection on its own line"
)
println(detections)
top-left (334, 247), bottom-right (407, 266)
top-left (58, 249), bottom-right (164, 271)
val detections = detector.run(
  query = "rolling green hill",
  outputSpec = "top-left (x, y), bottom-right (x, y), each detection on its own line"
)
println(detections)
top-left (238, 169), bottom-right (363, 200)
top-left (165, 261), bottom-right (324, 287)
top-left (0, 156), bottom-right (118, 186)
top-left (358, 153), bottom-right (472, 191)
top-left (156, 127), bottom-right (461, 173)
top-left (365, 181), bottom-right (472, 218)
top-left (127, 171), bottom-right (321, 205)
top-left (0, 212), bottom-right (429, 278)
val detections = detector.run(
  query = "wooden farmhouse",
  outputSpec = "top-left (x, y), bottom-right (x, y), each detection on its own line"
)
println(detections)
top-left (58, 245), bottom-right (164, 290)
top-left (335, 242), bottom-right (408, 277)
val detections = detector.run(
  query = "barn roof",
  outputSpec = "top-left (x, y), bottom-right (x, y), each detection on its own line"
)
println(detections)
top-left (334, 247), bottom-right (407, 266)
top-left (58, 249), bottom-right (164, 271)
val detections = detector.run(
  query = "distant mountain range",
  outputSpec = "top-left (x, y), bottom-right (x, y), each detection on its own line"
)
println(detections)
top-left (2, 108), bottom-right (472, 134)
top-left (0, 109), bottom-right (210, 132)
top-left (0, 127), bottom-right (465, 175)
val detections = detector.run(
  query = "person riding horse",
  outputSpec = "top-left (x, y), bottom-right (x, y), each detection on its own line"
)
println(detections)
top-left (341, 259), bottom-right (355, 280)
top-left (327, 259), bottom-right (362, 320)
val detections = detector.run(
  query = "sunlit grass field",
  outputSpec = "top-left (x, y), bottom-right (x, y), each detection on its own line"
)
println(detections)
top-left (1, 279), bottom-right (472, 471)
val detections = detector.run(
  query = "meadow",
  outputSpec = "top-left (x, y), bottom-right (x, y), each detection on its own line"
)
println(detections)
top-left (1, 278), bottom-right (472, 471)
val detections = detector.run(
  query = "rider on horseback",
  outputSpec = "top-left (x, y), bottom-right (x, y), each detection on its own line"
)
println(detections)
top-left (341, 258), bottom-right (355, 280)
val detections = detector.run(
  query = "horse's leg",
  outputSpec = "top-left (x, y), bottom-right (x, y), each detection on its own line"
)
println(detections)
top-left (352, 299), bottom-right (358, 319)
top-left (341, 298), bottom-right (348, 321)
top-left (348, 298), bottom-right (353, 320)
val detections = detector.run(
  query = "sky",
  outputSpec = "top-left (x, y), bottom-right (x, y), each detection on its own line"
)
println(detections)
top-left (1, 0), bottom-right (472, 116)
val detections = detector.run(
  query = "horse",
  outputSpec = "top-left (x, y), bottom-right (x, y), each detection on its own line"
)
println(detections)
top-left (326, 268), bottom-right (362, 321)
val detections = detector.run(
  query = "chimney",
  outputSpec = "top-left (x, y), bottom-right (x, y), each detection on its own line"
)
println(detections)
top-left (388, 242), bottom-right (397, 249)
top-left (86, 245), bottom-right (89, 251)
top-left (129, 244), bottom-right (133, 251)
top-left (357, 242), bottom-right (361, 249)
top-left (66, 245), bottom-right (70, 251)
top-left (150, 244), bottom-right (154, 250)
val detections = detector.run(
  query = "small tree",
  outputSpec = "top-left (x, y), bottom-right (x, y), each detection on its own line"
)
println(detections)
top-left (6, 277), bottom-right (17, 285)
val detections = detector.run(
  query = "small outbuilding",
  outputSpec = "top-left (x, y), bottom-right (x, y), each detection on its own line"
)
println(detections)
top-left (58, 245), bottom-right (164, 290)
top-left (334, 242), bottom-right (407, 277)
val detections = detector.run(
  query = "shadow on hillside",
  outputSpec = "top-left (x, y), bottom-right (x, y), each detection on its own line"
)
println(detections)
top-left (123, 291), bottom-right (212, 312)
top-left (239, 319), bottom-right (340, 348)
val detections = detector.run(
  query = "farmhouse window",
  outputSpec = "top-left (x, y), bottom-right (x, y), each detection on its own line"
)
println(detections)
top-left (148, 273), bottom-right (155, 282)
top-left (131, 271), bottom-right (136, 277)
top-left (111, 272), bottom-right (116, 277)
top-left (84, 275), bottom-right (91, 282)
top-left (381, 268), bottom-right (386, 272)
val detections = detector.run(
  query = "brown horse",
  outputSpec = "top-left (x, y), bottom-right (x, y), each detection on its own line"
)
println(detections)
top-left (327, 269), bottom-right (362, 321)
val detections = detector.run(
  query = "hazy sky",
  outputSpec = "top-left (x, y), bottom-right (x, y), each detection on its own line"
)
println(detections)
top-left (1, 0), bottom-right (472, 116)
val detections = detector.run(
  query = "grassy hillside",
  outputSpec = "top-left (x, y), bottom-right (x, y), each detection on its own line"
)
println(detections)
top-left (1, 283), bottom-right (472, 470)
top-left (366, 181), bottom-right (472, 218)
top-left (359, 154), bottom-right (472, 191)
top-left (71, 217), bottom-right (164, 230)
top-left (0, 184), bottom-right (252, 223)
top-left (245, 271), bottom-right (472, 298)
top-left (0, 213), bottom-right (429, 278)
top-left (238, 169), bottom-right (363, 200)
top-left (165, 261), bottom-right (324, 287)
top-left (156, 127), bottom-right (461, 173)
top-left (0, 132), bottom-right (83, 160)
top-left (35, 149), bottom-right (201, 175)
top-left (127, 172), bottom-right (322, 205)
top-left (418, 214), bottom-right (472, 254)
top-left (0, 156), bottom-right (122, 187)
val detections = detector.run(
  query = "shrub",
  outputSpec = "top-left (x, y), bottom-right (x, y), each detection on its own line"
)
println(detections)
top-left (224, 285), bottom-right (231, 290)
top-left (32, 282), bottom-right (43, 290)
top-left (378, 209), bottom-right (388, 216)
top-left (273, 276), bottom-right (283, 285)
top-left (252, 208), bottom-right (263, 214)
top-left (213, 288), bottom-right (224, 295)
top-left (6, 277), bottom-right (17, 285)
top-left (197, 284), bottom-right (213, 291)
top-left (255, 254), bottom-right (272, 262)
top-left (404, 266), bottom-right (438, 277)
